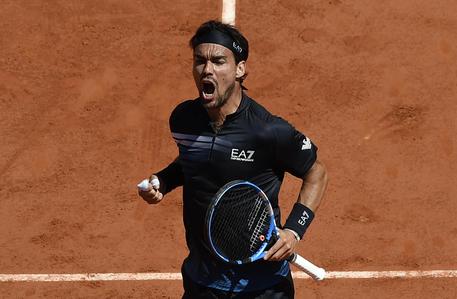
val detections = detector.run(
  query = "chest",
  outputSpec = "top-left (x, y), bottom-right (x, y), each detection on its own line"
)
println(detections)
top-left (173, 129), bottom-right (273, 182)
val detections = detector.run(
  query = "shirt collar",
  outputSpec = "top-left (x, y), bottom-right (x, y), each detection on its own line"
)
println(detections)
top-left (225, 92), bottom-right (249, 121)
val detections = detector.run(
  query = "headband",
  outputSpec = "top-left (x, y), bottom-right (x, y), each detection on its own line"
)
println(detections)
top-left (192, 29), bottom-right (248, 62)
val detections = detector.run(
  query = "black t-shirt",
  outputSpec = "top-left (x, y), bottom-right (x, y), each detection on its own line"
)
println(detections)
top-left (158, 93), bottom-right (317, 291)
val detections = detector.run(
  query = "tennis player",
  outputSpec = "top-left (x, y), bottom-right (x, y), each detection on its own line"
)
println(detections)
top-left (139, 20), bottom-right (328, 298)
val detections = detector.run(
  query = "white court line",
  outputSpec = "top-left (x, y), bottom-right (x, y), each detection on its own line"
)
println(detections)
top-left (221, 0), bottom-right (236, 25)
top-left (1, 271), bottom-right (457, 282)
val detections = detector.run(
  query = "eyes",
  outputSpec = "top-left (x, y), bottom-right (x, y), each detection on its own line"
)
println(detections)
top-left (194, 57), bottom-right (227, 66)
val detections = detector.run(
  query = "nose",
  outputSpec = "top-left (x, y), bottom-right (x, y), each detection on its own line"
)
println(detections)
top-left (203, 61), bottom-right (214, 75)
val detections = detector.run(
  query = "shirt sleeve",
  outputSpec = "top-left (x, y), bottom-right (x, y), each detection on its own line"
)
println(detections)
top-left (273, 117), bottom-right (318, 178)
top-left (154, 102), bottom-right (188, 194)
top-left (155, 159), bottom-right (184, 194)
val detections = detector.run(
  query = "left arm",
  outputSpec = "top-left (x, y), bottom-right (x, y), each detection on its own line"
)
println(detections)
top-left (264, 159), bottom-right (328, 261)
top-left (294, 159), bottom-right (328, 211)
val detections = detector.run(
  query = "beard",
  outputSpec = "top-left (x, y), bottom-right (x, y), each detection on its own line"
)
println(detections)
top-left (201, 81), bottom-right (236, 110)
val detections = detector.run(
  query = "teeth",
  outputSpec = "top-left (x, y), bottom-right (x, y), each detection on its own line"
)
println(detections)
top-left (202, 91), bottom-right (214, 100)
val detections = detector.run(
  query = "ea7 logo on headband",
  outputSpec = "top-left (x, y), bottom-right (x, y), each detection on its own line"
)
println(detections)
top-left (301, 137), bottom-right (312, 150)
top-left (232, 42), bottom-right (243, 53)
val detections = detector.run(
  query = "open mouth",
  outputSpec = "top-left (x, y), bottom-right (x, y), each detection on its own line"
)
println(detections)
top-left (202, 81), bottom-right (216, 100)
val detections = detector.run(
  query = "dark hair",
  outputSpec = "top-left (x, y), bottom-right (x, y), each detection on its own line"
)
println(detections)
top-left (189, 20), bottom-right (249, 86)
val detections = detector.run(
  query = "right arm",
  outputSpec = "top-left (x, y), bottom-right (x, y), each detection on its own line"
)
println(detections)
top-left (138, 157), bottom-right (183, 204)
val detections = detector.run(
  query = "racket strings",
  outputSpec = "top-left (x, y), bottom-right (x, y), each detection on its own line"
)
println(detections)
top-left (247, 195), bottom-right (263, 230)
top-left (211, 186), bottom-right (255, 258)
top-left (249, 205), bottom-right (269, 251)
top-left (209, 185), bottom-right (273, 262)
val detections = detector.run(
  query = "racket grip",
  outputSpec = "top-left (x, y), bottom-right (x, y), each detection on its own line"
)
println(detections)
top-left (289, 253), bottom-right (326, 281)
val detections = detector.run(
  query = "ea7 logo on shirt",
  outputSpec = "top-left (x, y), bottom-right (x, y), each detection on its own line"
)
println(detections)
top-left (231, 148), bottom-right (255, 162)
top-left (301, 137), bottom-right (312, 150)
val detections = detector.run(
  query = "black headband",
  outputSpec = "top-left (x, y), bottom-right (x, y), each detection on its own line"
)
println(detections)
top-left (192, 29), bottom-right (248, 62)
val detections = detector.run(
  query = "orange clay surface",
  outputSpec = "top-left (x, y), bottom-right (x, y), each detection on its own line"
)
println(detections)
top-left (1, 0), bottom-right (456, 298)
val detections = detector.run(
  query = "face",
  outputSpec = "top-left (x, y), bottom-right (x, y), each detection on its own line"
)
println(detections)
top-left (193, 43), bottom-right (245, 109)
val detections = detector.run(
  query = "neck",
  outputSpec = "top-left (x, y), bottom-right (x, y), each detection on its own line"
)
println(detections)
top-left (206, 84), bottom-right (243, 128)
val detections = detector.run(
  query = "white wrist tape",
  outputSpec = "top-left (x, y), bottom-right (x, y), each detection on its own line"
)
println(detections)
top-left (137, 179), bottom-right (150, 191)
top-left (137, 178), bottom-right (160, 191)
top-left (150, 178), bottom-right (160, 189)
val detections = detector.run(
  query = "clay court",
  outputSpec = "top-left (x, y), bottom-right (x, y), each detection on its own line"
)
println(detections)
top-left (1, 0), bottom-right (456, 298)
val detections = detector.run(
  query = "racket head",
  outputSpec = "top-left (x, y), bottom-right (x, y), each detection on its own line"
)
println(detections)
top-left (206, 180), bottom-right (276, 264)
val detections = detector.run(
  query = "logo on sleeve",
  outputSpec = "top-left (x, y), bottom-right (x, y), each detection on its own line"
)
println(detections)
top-left (301, 137), bottom-right (312, 150)
top-left (231, 148), bottom-right (255, 162)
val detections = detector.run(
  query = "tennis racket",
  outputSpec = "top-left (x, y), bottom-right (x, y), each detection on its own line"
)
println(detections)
top-left (205, 180), bottom-right (326, 281)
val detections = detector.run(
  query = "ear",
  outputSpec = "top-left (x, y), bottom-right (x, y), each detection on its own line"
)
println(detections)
top-left (235, 61), bottom-right (246, 79)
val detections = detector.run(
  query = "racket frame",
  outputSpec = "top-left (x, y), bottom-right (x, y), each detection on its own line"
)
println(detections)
top-left (206, 180), bottom-right (276, 264)
top-left (206, 180), bottom-right (326, 281)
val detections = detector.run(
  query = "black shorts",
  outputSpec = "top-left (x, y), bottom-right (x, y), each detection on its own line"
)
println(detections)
top-left (181, 269), bottom-right (295, 299)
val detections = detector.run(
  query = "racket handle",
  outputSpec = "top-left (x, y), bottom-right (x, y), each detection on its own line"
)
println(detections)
top-left (289, 253), bottom-right (326, 281)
